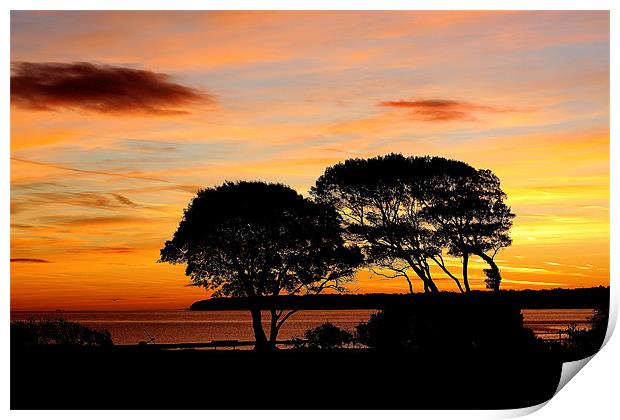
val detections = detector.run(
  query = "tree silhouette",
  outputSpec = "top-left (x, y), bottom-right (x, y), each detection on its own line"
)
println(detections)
top-left (422, 168), bottom-right (514, 291)
top-left (312, 154), bottom-right (442, 293)
top-left (159, 181), bottom-right (362, 350)
top-left (312, 154), bottom-right (514, 292)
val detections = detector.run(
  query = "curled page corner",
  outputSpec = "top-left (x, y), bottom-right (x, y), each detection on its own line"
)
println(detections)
top-left (494, 401), bottom-right (549, 418)
top-left (552, 290), bottom-right (618, 398)
top-left (501, 354), bottom-right (598, 418)
top-left (602, 297), bottom-right (618, 348)
top-left (555, 355), bottom-right (595, 396)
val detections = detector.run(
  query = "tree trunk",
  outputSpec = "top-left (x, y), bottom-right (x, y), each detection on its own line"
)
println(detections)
top-left (431, 256), bottom-right (464, 293)
top-left (462, 253), bottom-right (471, 293)
top-left (423, 277), bottom-right (439, 293)
top-left (406, 257), bottom-right (439, 293)
top-left (249, 306), bottom-right (271, 351)
top-left (475, 251), bottom-right (501, 291)
top-left (269, 309), bottom-right (279, 343)
top-left (268, 309), bottom-right (298, 344)
top-left (406, 278), bottom-right (414, 294)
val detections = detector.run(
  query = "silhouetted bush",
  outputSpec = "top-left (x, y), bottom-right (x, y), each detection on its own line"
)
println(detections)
top-left (356, 299), bottom-right (540, 353)
top-left (297, 322), bottom-right (353, 349)
top-left (11, 319), bottom-right (113, 347)
top-left (561, 306), bottom-right (608, 356)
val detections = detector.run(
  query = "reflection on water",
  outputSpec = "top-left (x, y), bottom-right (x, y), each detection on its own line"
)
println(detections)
top-left (521, 308), bottom-right (595, 339)
top-left (10, 310), bottom-right (375, 345)
top-left (11, 308), bottom-right (596, 345)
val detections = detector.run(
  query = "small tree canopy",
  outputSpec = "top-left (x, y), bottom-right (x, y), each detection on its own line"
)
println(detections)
top-left (159, 181), bottom-right (362, 349)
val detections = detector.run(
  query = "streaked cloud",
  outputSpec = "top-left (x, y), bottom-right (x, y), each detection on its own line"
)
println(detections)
top-left (51, 215), bottom-right (146, 228)
top-left (501, 279), bottom-right (567, 287)
top-left (11, 258), bottom-right (52, 263)
top-left (12, 191), bottom-right (138, 212)
top-left (74, 246), bottom-right (137, 254)
top-left (11, 156), bottom-right (173, 183)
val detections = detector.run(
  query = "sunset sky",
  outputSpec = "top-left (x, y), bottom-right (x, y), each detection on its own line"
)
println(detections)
top-left (10, 11), bottom-right (609, 310)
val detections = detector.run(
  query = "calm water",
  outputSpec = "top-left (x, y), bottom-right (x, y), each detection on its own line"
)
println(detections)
top-left (521, 309), bottom-right (595, 338)
top-left (10, 309), bottom-right (595, 345)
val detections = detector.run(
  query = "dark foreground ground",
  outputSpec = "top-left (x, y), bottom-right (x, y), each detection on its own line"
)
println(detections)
top-left (11, 347), bottom-right (562, 410)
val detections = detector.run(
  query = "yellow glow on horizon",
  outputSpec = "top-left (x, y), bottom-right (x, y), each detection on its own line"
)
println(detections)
top-left (10, 10), bottom-right (609, 310)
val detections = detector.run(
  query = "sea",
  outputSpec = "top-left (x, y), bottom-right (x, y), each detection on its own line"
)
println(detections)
top-left (10, 308), bottom-right (596, 345)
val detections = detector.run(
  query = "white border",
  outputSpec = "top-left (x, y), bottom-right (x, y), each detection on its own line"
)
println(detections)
top-left (2, 1), bottom-right (617, 419)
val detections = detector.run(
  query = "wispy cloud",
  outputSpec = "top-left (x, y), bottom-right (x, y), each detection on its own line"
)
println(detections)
top-left (12, 191), bottom-right (138, 212)
top-left (51, 215), bottom-right (145, 228)
top-left (11, 61), bottom-right (211, 115)
top-left (501, 279), bottom-right (567, 286)
top-left (543, 261), bottom-right (596, 271)
top-left (379, 98), bottom-right (519, 121)
top-left (110, 193), bottom-right (137, 207)
top-left (11, 157), bottom-right (173, 183)
top-left (75, 246), bottom-right (136, 254)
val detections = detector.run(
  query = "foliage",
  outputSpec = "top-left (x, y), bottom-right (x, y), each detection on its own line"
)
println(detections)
top-left (159, 181), bottom-right (362, 348)
top-left (311, 153), bottom-right (514, 292)
top-left (356, 301), bottom-right (539, 352)
top-left (561, 306), bottom-right (608, 355)
top-left (297, 322), bottom-right (353, 349)
top-left (11, 318), bottom-right (113, 347)
top-left (423, 167), bottom-right (514, 291)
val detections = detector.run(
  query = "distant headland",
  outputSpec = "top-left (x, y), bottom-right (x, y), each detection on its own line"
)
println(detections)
top-left (190, 286), bottom-right (609, 311)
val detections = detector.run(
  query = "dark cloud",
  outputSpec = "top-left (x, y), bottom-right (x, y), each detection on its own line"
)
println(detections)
top-left (379, 99), bottom-right (517, 122)
top-left (11, 258), bottom-right (51, 263)
top-left (11, 61), bottom-right (211, 115)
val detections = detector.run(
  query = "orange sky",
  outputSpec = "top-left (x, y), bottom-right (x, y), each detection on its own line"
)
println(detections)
top-left (10, 11), bottom-right (609, 310)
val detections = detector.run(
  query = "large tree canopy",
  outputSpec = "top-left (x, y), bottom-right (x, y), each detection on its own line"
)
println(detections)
top-left (159, 181), bottom-right (362, 350)
top-left (311, 154), bottom-right (514, 293)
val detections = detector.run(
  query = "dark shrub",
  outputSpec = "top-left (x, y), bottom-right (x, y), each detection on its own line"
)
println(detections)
top-left (300, 322), bottom-right (353, 349)
top-left (11, 319), bottom-right (113, 347)
top-left (356, 298), bottom-right (540, 354)
top-left (561, 306), bottom-right (608, 356)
